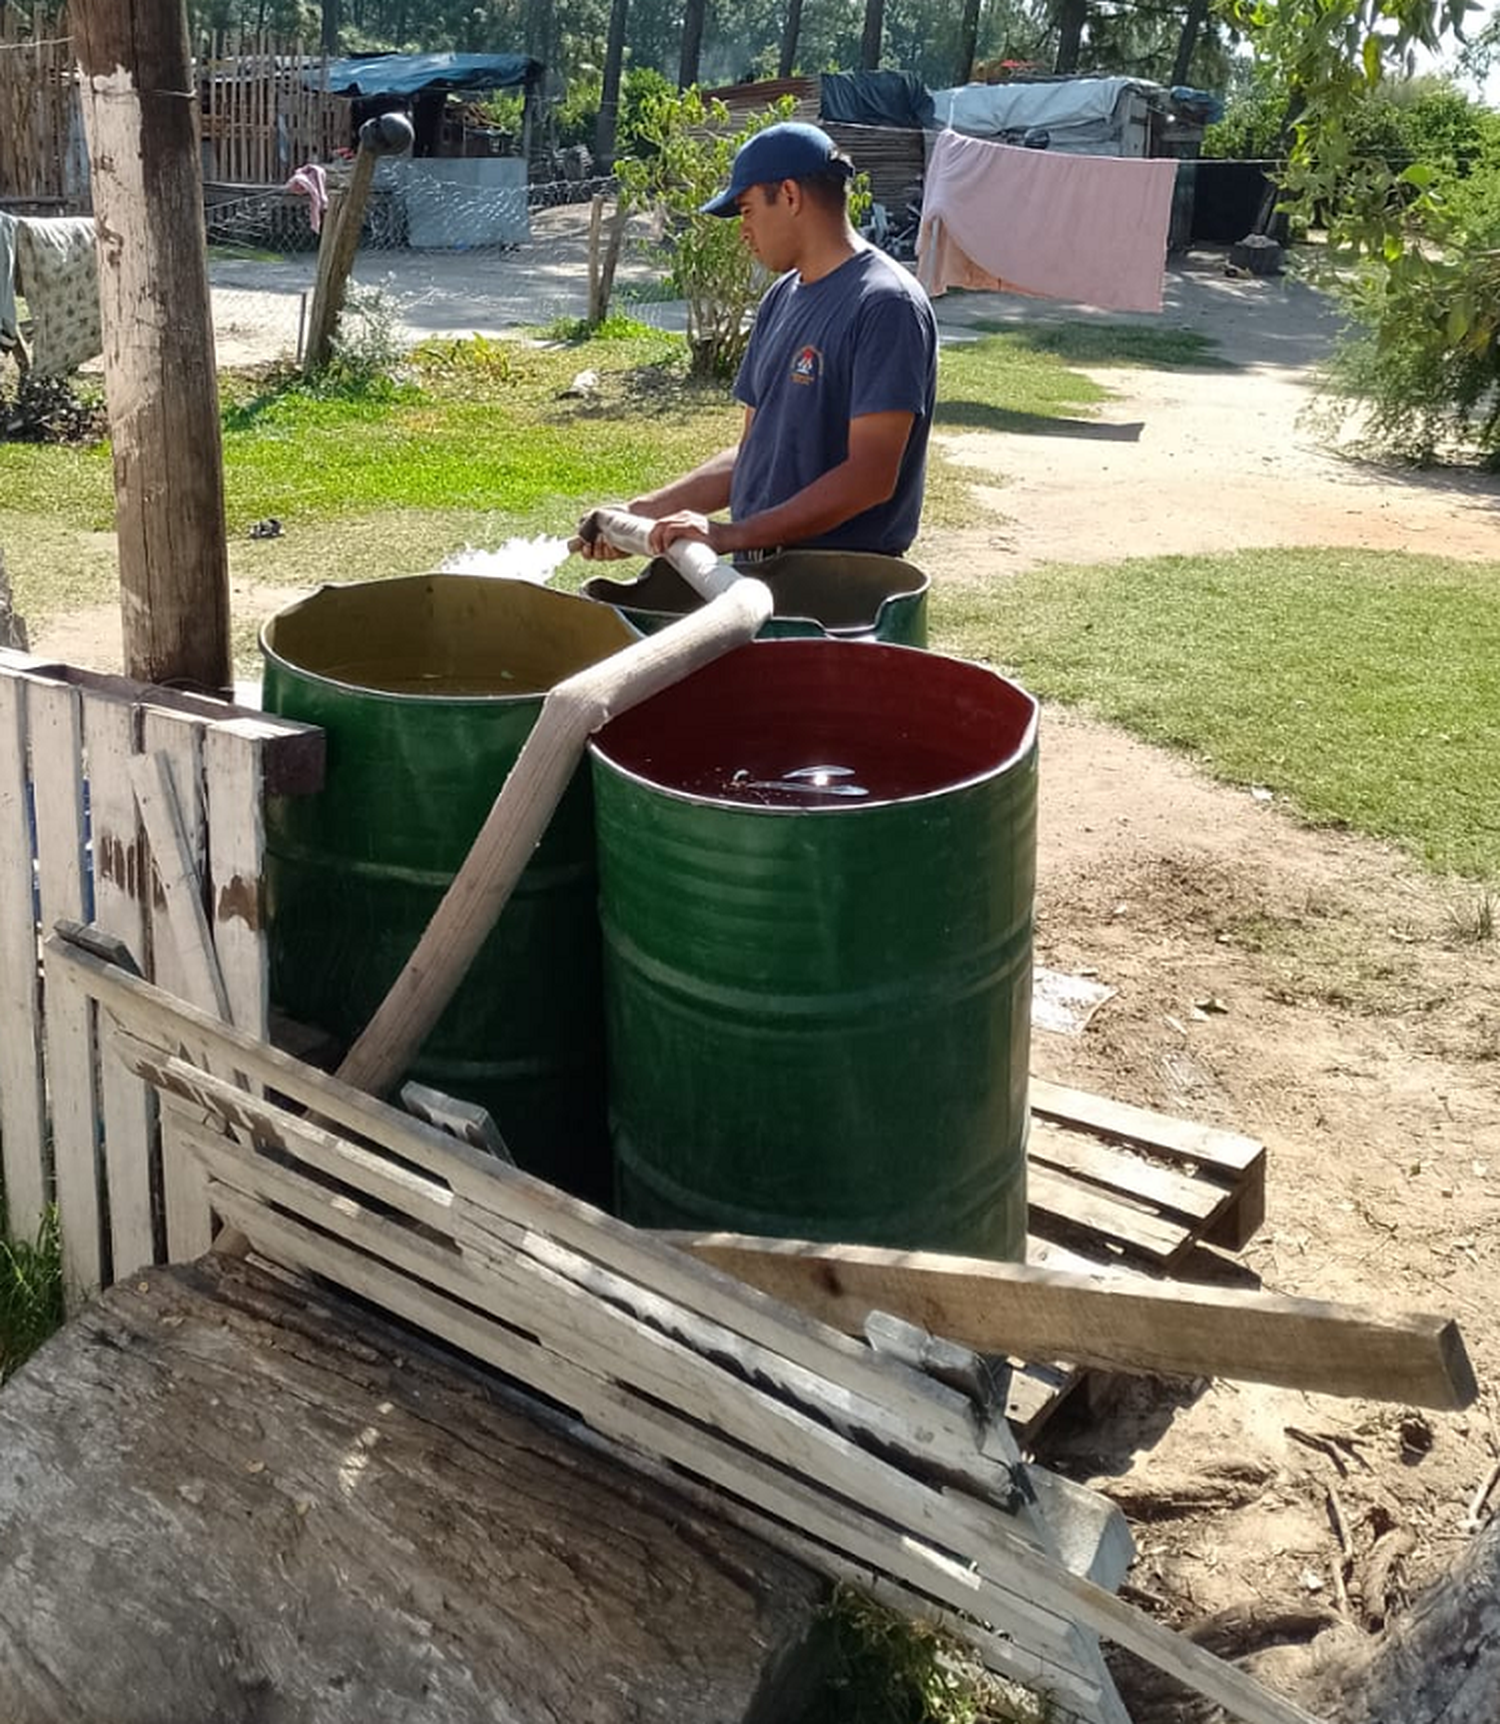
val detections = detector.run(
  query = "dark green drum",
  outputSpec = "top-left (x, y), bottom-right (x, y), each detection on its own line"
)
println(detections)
top-left (590, 639), bottom-right (1037, 1259)
top-left (582, 549), bottom-right (928, 645)
top-left (261, 574), bottom-right (638, 1205)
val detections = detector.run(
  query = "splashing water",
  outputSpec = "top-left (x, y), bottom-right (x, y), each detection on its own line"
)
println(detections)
top-left (439, 535), bottom-right (574, 584)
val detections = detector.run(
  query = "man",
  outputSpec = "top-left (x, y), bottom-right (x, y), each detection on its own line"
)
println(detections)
top-left (581, 121), bottom-right (938, 563)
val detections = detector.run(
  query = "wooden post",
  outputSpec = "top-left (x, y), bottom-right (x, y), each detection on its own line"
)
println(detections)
top-left (585, 192), bottom-right (604, 325)
top-left (596, 199), bottom-right (628, 326)
top-left (72, 0), bottom-right (231, 695)
top-left (302, 109), bottom-right (413, 374)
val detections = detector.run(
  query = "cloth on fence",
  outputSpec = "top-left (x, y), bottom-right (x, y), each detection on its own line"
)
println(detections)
top-left (9, 216), bottom-right (102, 376)
top-left (917, 129), bottom-right (1179, 314)
top-left (285, 162), bottom-right (329, 233)
top-left (0, 213), bottom-right (18, 360)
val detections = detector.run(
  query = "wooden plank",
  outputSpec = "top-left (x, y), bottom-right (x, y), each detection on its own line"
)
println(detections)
top-left (204, 718), bottom-right (268, 1041)
top-left (1028, 1161), bottom-right (1191, 1265)
top-left (0, 674), bottom-right (48, 1234)
top-left (1030, 1117), bottom-right (1222, 1223)
top-left (1031, 1080), bottom-right (1268, 1253)
top-left (30, 678), bottom-right (102, 1295)
top-left (188, 1139), bottom-right (1109, 1703)
top-left (0, 642), bottom-right (325, 799)
top-left (663, 1234), bottom-right (1477, 1410)
top-left (110, 1033), bottom-right (1042, 1523)
top-left (109, 1033), bottom-right (455, 1235)
top-left (60, 947), bottom-right (989, 1458)
top-left (1031, 1076), bottom-right (1264, 1175)
top-left (132, 749), bottom-right (232, 1023)
top-left (82, 694), bottom-right (158, 1278)
top-left (62, 940), bottom-right (1327, 1724)
top-left (140, 713), bottom-right (215, 1261)
top-left (194, 1144), bottom-right (1327, 1724)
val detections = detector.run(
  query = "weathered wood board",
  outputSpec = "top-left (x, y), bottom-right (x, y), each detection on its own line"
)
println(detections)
top-left (0, 1252), bottom-right (825, 1724)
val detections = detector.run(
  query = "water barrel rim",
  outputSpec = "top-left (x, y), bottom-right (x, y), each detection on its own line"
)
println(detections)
top-left (259, 572), bottom-right (639, 707)
top-left (589, 638), bottom-right (1039, 815)
top-left (581, 552), bottom-right (929, 638)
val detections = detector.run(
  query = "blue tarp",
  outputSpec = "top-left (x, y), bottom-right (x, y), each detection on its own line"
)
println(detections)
top-left (317, 52), bottom-right (539, 97)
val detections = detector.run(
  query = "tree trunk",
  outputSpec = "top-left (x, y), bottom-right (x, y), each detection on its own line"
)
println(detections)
top-left (678, 0), bottom-right (706, 88)
top-left (0, 1253), bottom-right (825, 1724)
top-left (320, 0), bottom-right (339, 53)
top-left (778, 0), bottom-right (803, 77)
top-left (72, 0), bottom-right (230, 696)
top-left (860, 0), bottom-right (885, 70)
top-left (596, 0), bottom-right (631, 170)
top-left (1171, 0), bottom-right (1209, 87)
top-left (1327, 1520), bottom-right (1500, 1724)
top-left (955, 0), bottom-right (982, 86)
top-left (1053, 0), bottom-right (1087, 72)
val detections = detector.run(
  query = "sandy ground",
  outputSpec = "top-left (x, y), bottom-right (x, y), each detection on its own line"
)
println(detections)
top-left (29, 238), bottom-right (1500, 1717)
top-left (914, 256), bottom-right (1500, 1716)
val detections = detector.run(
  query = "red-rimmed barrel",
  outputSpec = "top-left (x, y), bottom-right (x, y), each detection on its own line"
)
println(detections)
top-left (590, 639), bottom-right (1037, 1258)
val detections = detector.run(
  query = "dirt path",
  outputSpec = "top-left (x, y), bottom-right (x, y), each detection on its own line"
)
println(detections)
top-left (919, 255), bottom-right (1500, 1716)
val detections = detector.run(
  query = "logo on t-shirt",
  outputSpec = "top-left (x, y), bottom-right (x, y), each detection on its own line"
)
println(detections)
top-left (790, 344), bottom-right (821, 385)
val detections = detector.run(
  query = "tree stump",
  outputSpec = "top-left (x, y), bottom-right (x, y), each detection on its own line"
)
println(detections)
top-left (0, 1253), bottom-right (824, 1723)
top-left (1326, 1519), bottom-right (1500, 1723)
top-left (0, 547), bottom-right (28, 650)
top-left (1229, 233), bottom-right (1285, 276)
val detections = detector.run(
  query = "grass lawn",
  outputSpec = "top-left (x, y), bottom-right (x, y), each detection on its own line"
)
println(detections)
top-left (935, 546), bottom-right (1500, 882)
top-left (0, 317), bottom-right (1207, 638)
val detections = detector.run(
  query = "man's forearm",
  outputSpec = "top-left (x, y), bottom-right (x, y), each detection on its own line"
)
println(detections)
top-left (632, 446), bottom-right (737, 518)
top-left (714, 458), bottom-right (892, 554)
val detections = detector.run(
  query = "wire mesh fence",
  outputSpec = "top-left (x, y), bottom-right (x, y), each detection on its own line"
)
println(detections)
top-left (204, 172), bottom-right (687, 369)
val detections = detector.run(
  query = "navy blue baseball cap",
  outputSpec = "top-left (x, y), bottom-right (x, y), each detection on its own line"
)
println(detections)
top-left (700, 121), bottom-right (854, 217)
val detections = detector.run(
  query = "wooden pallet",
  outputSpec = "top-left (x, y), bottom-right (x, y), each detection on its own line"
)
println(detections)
top-left (1008, 1078), bottom-right (1268, 1445)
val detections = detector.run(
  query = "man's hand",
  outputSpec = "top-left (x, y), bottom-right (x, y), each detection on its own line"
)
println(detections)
top-left (576, 504), bottom-right (645, 561)
top-left (647, 512), bottom-right (733, 555)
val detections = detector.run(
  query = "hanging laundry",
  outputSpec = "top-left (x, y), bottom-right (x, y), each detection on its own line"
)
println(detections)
top-left (285, 162), bottom-right (329, 234)
top-left (917, 130), bottom-right (1179, 315)
top-left (0, 213), bottom-right (19, 362)
top-left (7, 216), bottom-right (102, 377)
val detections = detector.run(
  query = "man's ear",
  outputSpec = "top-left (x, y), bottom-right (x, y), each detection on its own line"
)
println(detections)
top-left (780, 177), bottom-right (804, 213)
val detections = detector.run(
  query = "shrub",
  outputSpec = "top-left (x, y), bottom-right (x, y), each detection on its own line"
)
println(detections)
top-left (615, 88), bottom-right (796, 379)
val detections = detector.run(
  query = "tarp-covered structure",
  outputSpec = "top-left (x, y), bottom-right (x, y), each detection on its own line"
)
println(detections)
top-left (819, 70), bottom-right (934, 130)
top-left (929, 76), bottom-right (1169, 156)
top-left (317, 52), bottom-right (541, 97)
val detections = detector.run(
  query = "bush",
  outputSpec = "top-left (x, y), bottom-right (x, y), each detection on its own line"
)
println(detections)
top-left (615, 88), bottom-right (796, 379)
top-left (0, 372), bottom-right (106, 444)
top-left (555, 66), bottom-right (680, 158)
top-left (1321, 229), bottom-right (1500, 467)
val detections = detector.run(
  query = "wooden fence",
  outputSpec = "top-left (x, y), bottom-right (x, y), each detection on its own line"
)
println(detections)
top-left (0, 18), bottom-right (346, 204)
top-left (0, 8), bottom-right (82, 207)
top-left (0, 649), bottom-right (322, 1299)
top-left (198, 35), bottom-right (346, 186)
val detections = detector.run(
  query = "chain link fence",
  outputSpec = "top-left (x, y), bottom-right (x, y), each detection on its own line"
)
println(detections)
top-left (204, 170), bottom-right (686, 368)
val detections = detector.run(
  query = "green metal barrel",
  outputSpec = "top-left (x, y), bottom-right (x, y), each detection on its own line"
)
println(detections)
top-left (260, 574), bottom-right (638, 1205)
top-left (581, 549), bottom-right (929, 646)
top-left (590, 640), bottom-right (1037, 1259)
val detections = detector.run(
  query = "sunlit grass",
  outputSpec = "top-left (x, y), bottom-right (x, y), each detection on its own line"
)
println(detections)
top-left (934, 546), bottom-right (1500, 880)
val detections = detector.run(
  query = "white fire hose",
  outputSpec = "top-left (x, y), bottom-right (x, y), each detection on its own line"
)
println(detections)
top-left (570, 506), bottom-right (743, 602)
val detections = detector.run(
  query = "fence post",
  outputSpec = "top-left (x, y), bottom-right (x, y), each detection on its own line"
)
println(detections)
top-left (302, 110), bottom-right (412, 373)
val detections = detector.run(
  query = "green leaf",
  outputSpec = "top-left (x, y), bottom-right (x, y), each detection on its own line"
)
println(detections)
top-left (1398, 161), bottom-right (1436, 188)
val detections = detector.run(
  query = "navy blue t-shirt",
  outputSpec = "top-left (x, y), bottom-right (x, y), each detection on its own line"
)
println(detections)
top-left (730, 246), bottom-right (937, 556)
